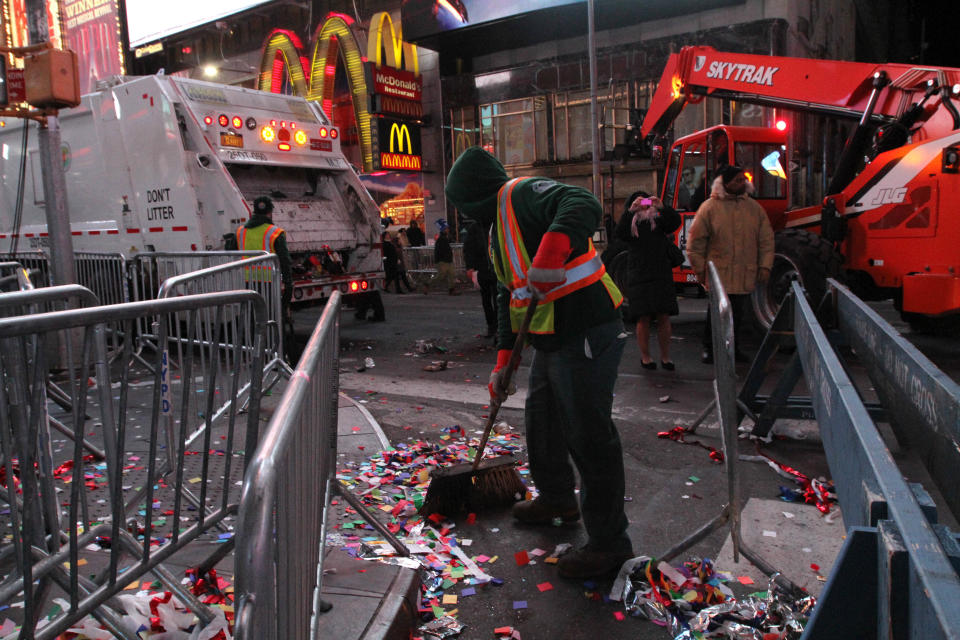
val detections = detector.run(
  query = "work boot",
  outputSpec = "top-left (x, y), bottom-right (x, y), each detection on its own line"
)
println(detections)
top-left (512, 498), bottom-right (580, 525)
top-left (485, 325), bottom-right (496, 338)
top-left (557, 546), bottom-right (634, 579)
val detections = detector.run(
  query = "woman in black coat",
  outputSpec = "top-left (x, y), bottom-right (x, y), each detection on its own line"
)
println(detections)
top-left (614, 190), bottom-right (682, 370)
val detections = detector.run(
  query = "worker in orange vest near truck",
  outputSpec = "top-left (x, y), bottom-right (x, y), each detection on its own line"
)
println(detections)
top-left (228, 196), bottom-right (295, 336)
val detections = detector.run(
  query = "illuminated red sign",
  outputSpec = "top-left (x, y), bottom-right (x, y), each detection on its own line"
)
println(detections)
top-left (6, 69), bottom-right (25, 103)
top-left (369, 63), bottom-right (422, 102)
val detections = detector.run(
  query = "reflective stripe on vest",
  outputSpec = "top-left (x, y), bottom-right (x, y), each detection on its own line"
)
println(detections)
top-left (493, 177), bottom-right (622, 334)
top-left (237, 223), bottom-right (284, 281)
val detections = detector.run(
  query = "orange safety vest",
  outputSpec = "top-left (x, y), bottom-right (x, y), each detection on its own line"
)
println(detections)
top-left (492, 177), bottom-right (622, 334)
top-left (236, 223), bottom-right (284, 281)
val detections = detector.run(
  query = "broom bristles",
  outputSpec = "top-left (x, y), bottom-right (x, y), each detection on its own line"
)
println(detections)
top-left (418, 455), bottom-right (525, 515)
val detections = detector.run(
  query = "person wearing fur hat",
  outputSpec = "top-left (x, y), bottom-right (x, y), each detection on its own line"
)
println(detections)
top-left (445, 147), bottom-right (633, 580)
top-left (686, 165), bottom-right (774, 364)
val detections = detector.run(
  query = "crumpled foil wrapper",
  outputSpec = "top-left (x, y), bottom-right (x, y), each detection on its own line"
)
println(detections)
top-left (620, 559), bottom-right (816, 639)
top-left (419, 615), bottom-right (465, 639)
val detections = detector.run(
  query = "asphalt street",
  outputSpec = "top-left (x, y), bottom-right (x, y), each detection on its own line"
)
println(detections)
top-left (292, 287), bottom-right (959, 639)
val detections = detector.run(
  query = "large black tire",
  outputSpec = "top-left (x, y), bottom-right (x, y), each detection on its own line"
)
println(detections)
top-left (752, 229), bottom-right (843, 328)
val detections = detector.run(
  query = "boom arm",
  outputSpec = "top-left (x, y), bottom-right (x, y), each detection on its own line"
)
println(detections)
top-left (641, 46), bottom-right (960, 141)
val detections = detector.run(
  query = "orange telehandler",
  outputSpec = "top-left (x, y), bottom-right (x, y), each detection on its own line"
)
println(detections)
top-left (640, 46), bottom-right (960, 331)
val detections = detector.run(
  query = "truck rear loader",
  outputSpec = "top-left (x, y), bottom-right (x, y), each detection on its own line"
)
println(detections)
top-left (0, 75), bottom-right (384, 303)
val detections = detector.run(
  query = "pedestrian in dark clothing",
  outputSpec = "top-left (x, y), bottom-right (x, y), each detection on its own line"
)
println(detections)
top-left (382, 231), bottom-right (405, 293)
top-left (446, 146), bottom-right (631, 580)
top-left (423, 220), bottom-right (457, 294)
top-left (463, 218), bottom-right (497, 337)
top-left (354, 291), bottom-right (385, 322)
top-left (394, 235), bottom-right (415, 292)
top-left (614, 191), bottom-right (682, 370)
top-left (406, 219), bottom-right (426, 247)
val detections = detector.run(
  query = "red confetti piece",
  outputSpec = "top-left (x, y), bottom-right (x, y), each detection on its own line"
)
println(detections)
top-left (613, 611), bottom-right (625, 621)
top-left (657, 426), bottom-right (724, 463)
top-left (514, 550), bottom-right (529, 566)
top-left (466, 513), bottom-right (476, 524)
top-left (537, 582), bottom-right (553, 592)
top-left (810, 563), bottom-right (820, 572)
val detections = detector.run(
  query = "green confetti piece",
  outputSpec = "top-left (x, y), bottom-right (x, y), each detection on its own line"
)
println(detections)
top-left (688, 476), bottom-right (700, 483)
top-left (441, 578), bottom-right (455, 589)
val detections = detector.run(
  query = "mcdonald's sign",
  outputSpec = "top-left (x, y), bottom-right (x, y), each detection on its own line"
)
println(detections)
top-left (374, 117), bottom-right (422, 171)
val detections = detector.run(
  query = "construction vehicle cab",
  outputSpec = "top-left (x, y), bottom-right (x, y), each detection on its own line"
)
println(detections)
top-left (662, 124), bottom-right (788, 291)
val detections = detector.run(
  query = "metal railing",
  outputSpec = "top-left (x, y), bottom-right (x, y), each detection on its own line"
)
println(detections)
top-left (0, 291), bottom-right (267, 639)
top-left (128, 251), bottom-right (268, 363)
top-left (235, 290), bottom-right (341, 639)
top-left (0, 261), bottom-right (34, 292)
top-left (1, 251), bottom-right (130, 359)
top-left (727, 279), bottom-right (960, 638)
top-left (402, 244), bottom-right (466, 276)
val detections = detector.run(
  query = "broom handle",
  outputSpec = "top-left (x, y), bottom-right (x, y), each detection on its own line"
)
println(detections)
top-left (471, 289), bottom-right (540, 471)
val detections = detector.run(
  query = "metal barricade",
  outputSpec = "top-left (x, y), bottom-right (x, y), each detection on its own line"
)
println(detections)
top-left (0, 261), bottom-right (34, 292)
top-left (655, 263), bottom-right (800, 597)
top-left (402, 244), bottom-right (465, 278)
top-left (0, 290), bottom-right (266, 639)
top-left (1, 251), bottom-right (130, 360)
top-left (234, 290), bottom-right (341, 639)
top-left (157, 254), bottom-right (290, 383)
top-left (128, 251), bottom-right (267, 363)
top-left (787, 280), bottom-right (960, 638)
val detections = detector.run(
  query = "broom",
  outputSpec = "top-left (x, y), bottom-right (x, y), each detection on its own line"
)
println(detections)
top-left (418, 294), bottom-right (537, 516)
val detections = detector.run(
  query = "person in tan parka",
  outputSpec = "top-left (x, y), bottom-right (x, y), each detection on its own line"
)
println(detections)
top-left (687, 165), bottom-right (774, 364)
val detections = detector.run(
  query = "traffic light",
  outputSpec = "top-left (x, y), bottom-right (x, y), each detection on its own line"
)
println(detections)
top-left (0, 57), bottom-right (7, 108)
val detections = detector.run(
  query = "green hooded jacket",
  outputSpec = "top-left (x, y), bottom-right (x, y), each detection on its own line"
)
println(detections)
top-left (445, 147), bottom-right (621, 351)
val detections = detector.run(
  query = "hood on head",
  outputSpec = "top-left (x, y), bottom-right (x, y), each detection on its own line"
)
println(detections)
top-left (710, 175), bottom-right (755, 199)
top-left (445, 147), bottom-right (508, 225)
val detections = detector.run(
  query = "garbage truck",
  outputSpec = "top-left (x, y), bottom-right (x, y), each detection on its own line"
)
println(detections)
top-left (0, 75), bottom-right (384, 304)
top-left (640, 46), bottom-right (960, 331)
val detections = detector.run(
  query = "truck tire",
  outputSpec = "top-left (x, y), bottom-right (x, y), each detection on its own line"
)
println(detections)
top-left (752, 229), bottom-right (842, 328)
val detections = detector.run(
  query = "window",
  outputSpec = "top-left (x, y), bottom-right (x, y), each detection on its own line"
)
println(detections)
top-left (735, 142), bottom-right (787, 199)
top-left (449, 107), bottom-right (480, 160)
top-left (479, 97), bottom-right (548, 166)
top-left (554, 84), bottom-right (629, 162)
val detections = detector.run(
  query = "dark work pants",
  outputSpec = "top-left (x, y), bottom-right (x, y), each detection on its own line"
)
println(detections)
top-left (703, 293), bottom-right (751, 354)
top-left (479, 277), bottom-right (497, 329)
top-left (524, 320), bottom-right (631, 554)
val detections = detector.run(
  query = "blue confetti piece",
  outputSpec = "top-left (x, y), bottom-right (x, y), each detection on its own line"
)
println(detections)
top-left (513, 600), bottom-right (527, 609)
top-left (461, 587), bottom-right (475, 597)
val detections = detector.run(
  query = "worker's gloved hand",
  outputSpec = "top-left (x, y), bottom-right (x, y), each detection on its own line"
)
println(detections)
top-left (488, 349), bottom-right (518, 403)
top-left (527, 231), bottom-right (571, 295)
top-left (757, 267), bottom-right (771, 285)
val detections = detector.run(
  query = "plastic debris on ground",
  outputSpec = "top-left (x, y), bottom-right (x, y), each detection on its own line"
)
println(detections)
top-left (334, 426), bottom-right (528, 628)
top-left (609, 556), bottom-right (815, 639)
top-left (3, 568), bottom-right (236, 639)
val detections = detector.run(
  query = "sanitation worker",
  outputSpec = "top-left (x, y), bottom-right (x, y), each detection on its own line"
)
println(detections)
top-left (233, 196), bottom-right (295, 331)
top-left (445, 146), bottom-right (633, 579)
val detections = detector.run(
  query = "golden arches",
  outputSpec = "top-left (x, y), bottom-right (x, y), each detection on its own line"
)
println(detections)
top-left (366, 12), bottom-right (419, 75)
top-left (259, 12), bottom-right (419, 173)
top-left (259, 18), bottom-right (373, 172)
top-left (258, 30), bottom-right (309, 96)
